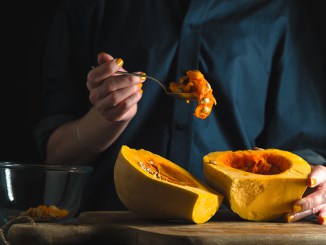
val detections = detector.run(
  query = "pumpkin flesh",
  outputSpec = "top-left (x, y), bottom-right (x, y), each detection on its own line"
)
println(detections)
top-left (203, 149), bottom-right (311, 221)
top-left (114, 145), bottom-right (223, 224)
top-left (169, 70), bottom-right (217, 119)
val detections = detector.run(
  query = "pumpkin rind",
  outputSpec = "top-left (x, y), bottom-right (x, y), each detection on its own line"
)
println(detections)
top-left (114, 145), bottom-right (223, 224)
top-left (203, 149), bottom-right (311, 221)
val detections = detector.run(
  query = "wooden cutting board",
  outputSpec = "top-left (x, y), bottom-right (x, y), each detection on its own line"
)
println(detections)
top-left (7, 210), bottom-right (326, 245)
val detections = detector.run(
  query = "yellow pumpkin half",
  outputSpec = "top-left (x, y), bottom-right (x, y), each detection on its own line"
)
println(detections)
top-left (114, 145), bottom-right (223, 224)
top-left (203, 149), bottom-right (311, 221)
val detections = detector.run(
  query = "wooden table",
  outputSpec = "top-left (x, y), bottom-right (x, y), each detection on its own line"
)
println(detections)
top-left (6, 210), bottom-right (326, 245)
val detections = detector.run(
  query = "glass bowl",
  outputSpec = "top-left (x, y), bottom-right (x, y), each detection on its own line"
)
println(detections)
top-left (0, 162), bottom-right (92, 224)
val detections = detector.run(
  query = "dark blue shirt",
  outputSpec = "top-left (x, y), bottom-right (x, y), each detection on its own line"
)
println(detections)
top-left (35, 0), bottom-right (326, 212)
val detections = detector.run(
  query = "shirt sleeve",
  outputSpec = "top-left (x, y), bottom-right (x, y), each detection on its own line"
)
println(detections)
top-left (34, 114), bottom-right (75, 160)
top-left (33, 0), bottom-right (94, 160)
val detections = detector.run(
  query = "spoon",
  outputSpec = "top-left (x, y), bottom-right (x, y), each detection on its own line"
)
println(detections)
top-left (116, 71), bottom-right (196, 100)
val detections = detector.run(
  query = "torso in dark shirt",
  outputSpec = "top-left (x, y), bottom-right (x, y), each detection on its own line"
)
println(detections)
top-left (35, 0), bottom-right (326, 212)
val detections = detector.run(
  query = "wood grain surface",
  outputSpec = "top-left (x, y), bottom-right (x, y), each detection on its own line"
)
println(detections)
top-left (7, 210), bottom-right (326, 245)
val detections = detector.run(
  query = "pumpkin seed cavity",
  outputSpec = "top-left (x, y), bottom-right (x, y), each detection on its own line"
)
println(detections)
top-left (138, 160), bottom-right (197, 187)
top-left (224, 154), bottom-right (282, 175)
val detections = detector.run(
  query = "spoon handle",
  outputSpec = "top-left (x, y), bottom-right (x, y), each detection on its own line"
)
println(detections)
top-left (116, 71), bottom-right (168, 93)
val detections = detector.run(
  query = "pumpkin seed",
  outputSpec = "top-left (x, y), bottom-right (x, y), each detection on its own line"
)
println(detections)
top-left (138, 161), bottom-right (146, 170)
top-left (201, 106), bottom-right (210, 114)
top-left (200, 97), bottom-right (210, 104)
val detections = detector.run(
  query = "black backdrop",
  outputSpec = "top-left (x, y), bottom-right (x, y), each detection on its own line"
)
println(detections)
top-left (2, 0), bottom-right (324, 163)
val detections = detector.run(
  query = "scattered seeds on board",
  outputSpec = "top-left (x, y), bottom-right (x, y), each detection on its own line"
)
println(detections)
top-left (20, 204), bottom-right (69, 221)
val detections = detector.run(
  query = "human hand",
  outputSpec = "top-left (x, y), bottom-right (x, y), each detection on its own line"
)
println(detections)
top-left (86, 52), bottom-right (145, 121)
top-left (285, 164), bottom-right (326, 224)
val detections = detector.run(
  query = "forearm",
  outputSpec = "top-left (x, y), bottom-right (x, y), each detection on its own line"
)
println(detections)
top-left (45, 107), bottom-right (130, 165)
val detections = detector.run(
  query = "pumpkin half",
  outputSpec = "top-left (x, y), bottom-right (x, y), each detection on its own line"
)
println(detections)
top-left (203, 149), bottom-right (311, 221)
top-left (114, 145), bottom-right (223, 224)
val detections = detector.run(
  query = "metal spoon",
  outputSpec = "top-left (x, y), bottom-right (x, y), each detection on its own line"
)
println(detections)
top-left (116, 71), bottom-right (196, 100)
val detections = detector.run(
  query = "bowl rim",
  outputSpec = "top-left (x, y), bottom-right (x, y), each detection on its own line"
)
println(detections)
top-left (0, 161), bottom-right (93, 173)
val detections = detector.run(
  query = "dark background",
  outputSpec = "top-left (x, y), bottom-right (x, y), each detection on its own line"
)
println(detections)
top-left (1, 0), bottom-right (325, 163)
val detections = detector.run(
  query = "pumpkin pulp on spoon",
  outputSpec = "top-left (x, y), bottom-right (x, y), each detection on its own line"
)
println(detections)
top-left (169, 70), bottom-right (217, 119)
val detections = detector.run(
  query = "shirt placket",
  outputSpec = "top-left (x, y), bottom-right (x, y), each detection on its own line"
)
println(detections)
top-left (169, 1), bottom-right (210, 172)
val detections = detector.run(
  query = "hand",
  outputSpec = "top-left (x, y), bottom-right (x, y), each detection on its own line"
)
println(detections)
top-left (285, 164), bottom-right (326, 224)
top-left (86, 52), bottom-right (144, 122)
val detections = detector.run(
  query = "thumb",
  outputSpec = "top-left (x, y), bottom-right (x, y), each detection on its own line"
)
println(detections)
top-left (97, 52), bottom-right (114, 65)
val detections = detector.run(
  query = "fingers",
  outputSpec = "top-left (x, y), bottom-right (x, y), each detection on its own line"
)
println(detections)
top-left (319, 207), bottom-right (326, 224)
top-left (285, 164), bottom-right (326, 224)
top-left (89, 74), bottom-right (141, 105)
top-left (87, 57), bottom-right (124, 89)
top-left (308, 165), bottom-right (326, 187)
top-left (99, 91), bottom-right (143, 121)
top-left (97, 52), bottom-right (114, 65)
top-left (297, 165), bottom-right (326, 210)
top-left (300, 184), bottom-right (326, 209)
top-left (95, 83), bottom-right (142, 110)
top-left (86, 52), bottom-right (145, 122)
top-left (285, 203), bottom-right (326, 224)
top-left (91, 79), bottom-right (143, 122)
